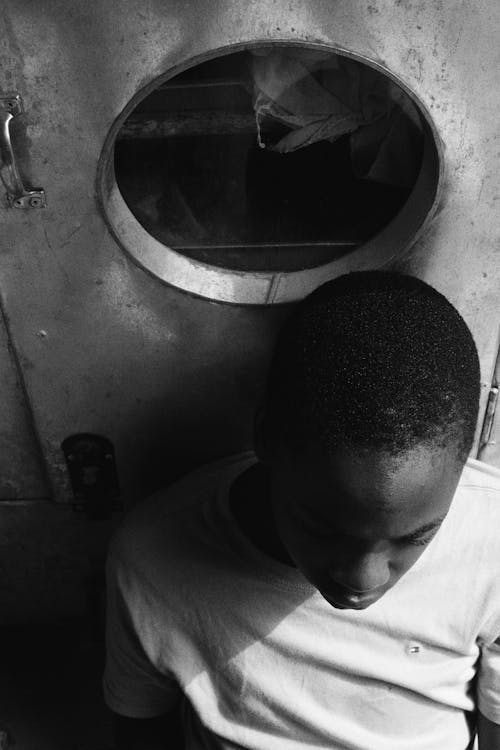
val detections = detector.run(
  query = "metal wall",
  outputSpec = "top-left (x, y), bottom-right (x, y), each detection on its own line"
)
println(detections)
top-left (0, 0), bottom-right (499, 623)
top-left (0, 309), bottom-right (48, 499)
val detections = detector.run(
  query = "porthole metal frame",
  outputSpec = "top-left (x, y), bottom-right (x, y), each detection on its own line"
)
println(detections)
top-left (98, 40), bottom-right (444, 305)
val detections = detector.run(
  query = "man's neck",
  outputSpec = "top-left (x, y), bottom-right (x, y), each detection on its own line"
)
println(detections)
top-left (229, 462), bottom-right (295, 568)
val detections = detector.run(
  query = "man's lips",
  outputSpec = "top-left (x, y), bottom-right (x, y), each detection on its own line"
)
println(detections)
top-left (318, 584), bottom-right (381, 610)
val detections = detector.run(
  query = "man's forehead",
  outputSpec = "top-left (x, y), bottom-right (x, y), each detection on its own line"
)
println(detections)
top-left (298, 443), bottom-right (449, 491)
top-left (287, 443), bottom-right (460, 533)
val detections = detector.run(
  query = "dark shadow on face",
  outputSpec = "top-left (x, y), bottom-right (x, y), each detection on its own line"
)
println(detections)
top-left (263, 443), bottom-right (464, 610)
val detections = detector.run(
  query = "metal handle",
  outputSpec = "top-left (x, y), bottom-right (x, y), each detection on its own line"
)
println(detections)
top-left (0, 92), bottom-right (45, 208)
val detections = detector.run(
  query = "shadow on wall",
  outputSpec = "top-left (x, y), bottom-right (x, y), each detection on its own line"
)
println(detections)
top-left (119, 302), bottom-right (292, 506)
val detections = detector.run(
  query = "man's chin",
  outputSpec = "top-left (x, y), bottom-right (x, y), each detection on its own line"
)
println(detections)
top-left (318, 588), bottom-right (382, 610)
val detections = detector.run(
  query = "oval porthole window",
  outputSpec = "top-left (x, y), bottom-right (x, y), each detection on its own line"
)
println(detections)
top-left (102, 44), bottom-right (441, 304)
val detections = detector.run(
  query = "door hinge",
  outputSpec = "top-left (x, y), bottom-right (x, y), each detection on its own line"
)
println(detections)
top-left (477, 332), bottom-right (500, 463)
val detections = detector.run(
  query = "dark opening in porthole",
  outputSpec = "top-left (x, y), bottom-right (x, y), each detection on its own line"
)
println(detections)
top-left (115, 47), bottom-right (427, 273)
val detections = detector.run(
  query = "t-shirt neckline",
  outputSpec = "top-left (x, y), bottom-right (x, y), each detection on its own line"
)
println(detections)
top-left (213, 453), bottom-right (315, 593)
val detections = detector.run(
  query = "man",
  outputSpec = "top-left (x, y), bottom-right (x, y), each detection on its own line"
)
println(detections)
top-left (104, 271), bottom-right (500, 748)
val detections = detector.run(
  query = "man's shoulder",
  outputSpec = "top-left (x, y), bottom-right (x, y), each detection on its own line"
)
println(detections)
top-left (447, 458), bottom-right (500, 555)
top-left (458, 457), bottom-right (500, 499)
top-left (108, 451), bottom-right (255, 569)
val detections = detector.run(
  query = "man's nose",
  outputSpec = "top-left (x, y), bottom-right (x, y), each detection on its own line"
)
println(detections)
top-left (328, 550), bottom-right (391, 593)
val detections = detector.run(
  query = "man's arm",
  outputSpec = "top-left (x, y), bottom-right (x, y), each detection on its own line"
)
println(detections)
top-left (104, 538), bottom-right (185, 747)
top-left (478, 711), bottom-right (500, 750)
top-left (112, 707), bottom-right (184, 750)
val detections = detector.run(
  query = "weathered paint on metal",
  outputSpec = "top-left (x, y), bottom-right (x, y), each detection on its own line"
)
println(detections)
top-left (0, 308), bottom-right (48, 499)
top-left (0, 1), bottom-right (499, 622)
top-left (0, 0), bottom-right (498, 500)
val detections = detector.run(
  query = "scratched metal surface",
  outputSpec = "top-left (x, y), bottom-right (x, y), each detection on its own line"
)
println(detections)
top-left (0, 1), bottom-right (499, 623)
top-left (0, 310), bottom-right (48, 498)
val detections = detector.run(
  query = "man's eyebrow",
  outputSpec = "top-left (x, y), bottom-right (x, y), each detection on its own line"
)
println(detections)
top-left (399, 517), bottom-right (445, 540)
top-left (296, 507), bottom-right (446, 540)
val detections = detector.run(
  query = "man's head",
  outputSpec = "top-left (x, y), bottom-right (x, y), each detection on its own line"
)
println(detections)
top-left (259, 271), bottom-right (480, 609)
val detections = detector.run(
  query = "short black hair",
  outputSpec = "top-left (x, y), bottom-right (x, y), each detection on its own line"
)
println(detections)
top-left (265, 271), bottom-right (480, 461)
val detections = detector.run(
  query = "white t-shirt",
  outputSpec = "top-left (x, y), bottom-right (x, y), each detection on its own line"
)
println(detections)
top-left (103, 453), bottom-right (500, 750)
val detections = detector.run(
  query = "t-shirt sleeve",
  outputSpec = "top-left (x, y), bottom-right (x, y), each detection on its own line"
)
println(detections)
top-left (477, 636), bottom-right (500, 724)
top-left (103, 542), bottom-right (181, 718)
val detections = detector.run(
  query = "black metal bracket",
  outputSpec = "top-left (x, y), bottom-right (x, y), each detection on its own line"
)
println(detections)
top-left (61, 434), bottom-right (122, 518)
